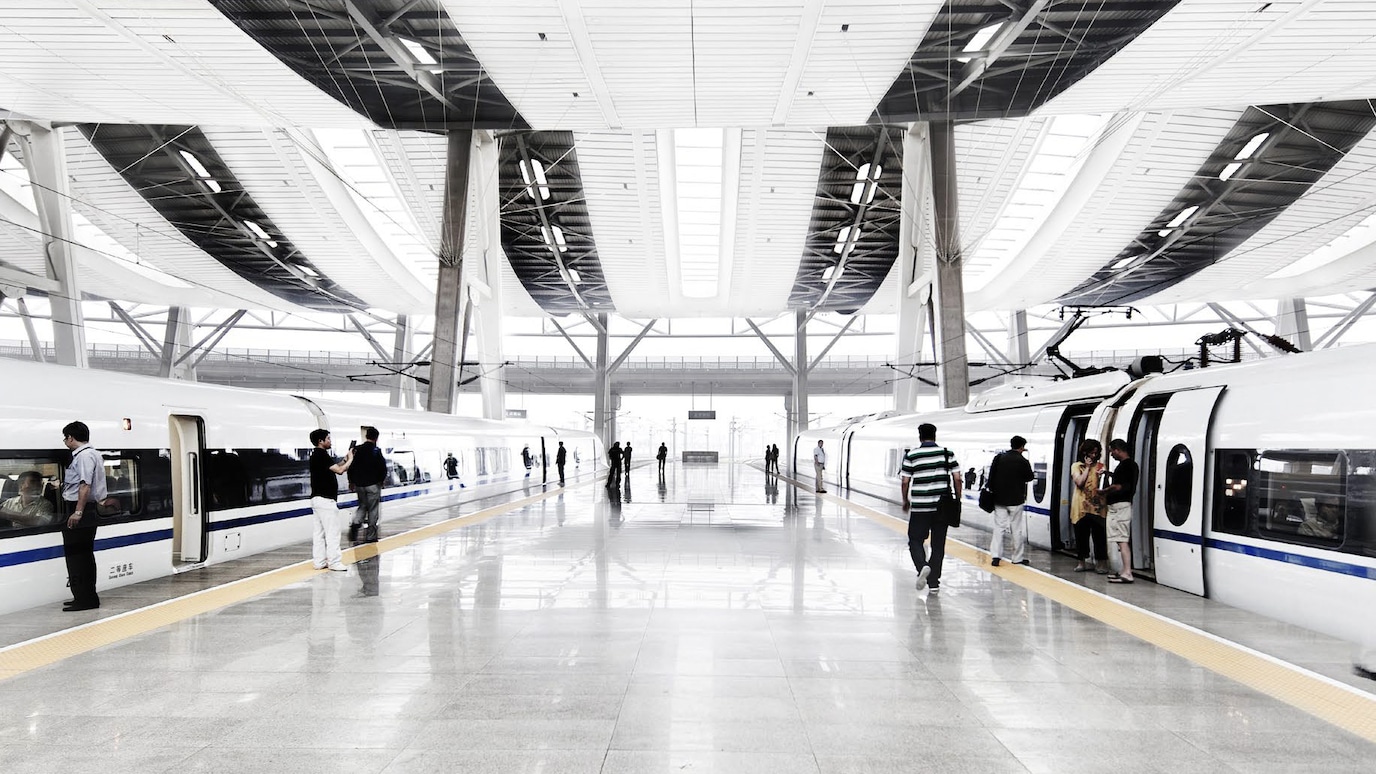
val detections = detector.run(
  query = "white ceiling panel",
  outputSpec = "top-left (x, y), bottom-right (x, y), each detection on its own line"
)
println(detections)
top-left (1044, 0), bottom-right (1376, 115)
top-left (0, 1), bottom-right (364, 127)
top-left (448, 0), bottom-right (939, 129)
top-left (969, 109), bottom-right (1246, 311)
top-left (201, 127), bottom-right (435, 315)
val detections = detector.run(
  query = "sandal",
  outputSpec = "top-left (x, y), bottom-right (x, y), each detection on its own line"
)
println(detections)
top-left (1073, 565), bottom-right (1089, 572)
top-left (1107, 576), bottom-right (1135, 584)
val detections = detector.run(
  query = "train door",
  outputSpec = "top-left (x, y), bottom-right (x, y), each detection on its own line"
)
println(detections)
top-left (841, 428), bottom-right (855, 489)
top-left (1054, 411), bottom-right (1092, 552)
top-left (1150, 387), bottom-right (1224, 596)
top-left (1128, 402), bottom-right (1165, 577)
top-left (169, 414), bottom-right (206, 564)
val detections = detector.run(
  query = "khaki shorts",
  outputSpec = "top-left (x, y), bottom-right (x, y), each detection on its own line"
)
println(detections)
top-left (1107, 501), bottom-right (1132, 542)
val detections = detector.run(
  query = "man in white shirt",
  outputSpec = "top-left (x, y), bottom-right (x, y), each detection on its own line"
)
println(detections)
top-left (61, 421), bottom-right (107, 612)
top-left (813, 440), bottom-right (828, 493)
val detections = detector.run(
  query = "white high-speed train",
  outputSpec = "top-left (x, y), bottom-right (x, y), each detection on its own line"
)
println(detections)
top-left (0, 360), bottom-right (602, 615)
top-left (796, 345), bottom-right (1376, 646)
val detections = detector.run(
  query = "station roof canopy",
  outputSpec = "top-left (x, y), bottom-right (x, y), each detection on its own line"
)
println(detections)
top-left (2, 0), bottom-right (1375, 318)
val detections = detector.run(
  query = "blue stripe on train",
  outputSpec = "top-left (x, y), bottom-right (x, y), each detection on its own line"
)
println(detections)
top-left (1154, 529), bottom-right (1376, 580)
top-left (0, 481), bottom-right (468, 568)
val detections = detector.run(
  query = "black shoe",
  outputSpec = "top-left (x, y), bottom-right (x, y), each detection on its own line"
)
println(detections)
top-left (63, 602), bottom-right (99, 612)
top-left (348, 523), bottom-right (359, 542)
top-left (991, 557), bottom-right (1000, 567)
top-left (1018, 559), bottom-right (1031, 566)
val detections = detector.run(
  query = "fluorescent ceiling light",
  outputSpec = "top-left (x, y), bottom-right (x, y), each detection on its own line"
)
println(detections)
top-left (1165, 205), bottom-right (1199, 228)
top-left (202, 178), bottom-right (222, 193)
top-left (1111, 254), bottom-right (1140, 270)
top-left (399, 36), bottom-right (437, 66)
top-left (1235, 132), bottom-right (1269, 160)
top-left (297, 264), bottom-right (319, 277)
top-left (179, 150), bottom-right (212, 179)
top-left (520, 159), bottom-right (551, 201)
top-left (963, 22), bottom-right (1003, 53)
top-left (1218, 162), bottom-right (1242, 181)
top-left (243, 219), bottom-right (271, 240)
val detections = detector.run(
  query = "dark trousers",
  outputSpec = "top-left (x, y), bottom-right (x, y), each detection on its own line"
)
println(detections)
top-left (355, 484), bottom-right (382, 542)
top-left (623, 459), bottom-right (631, 474)
top-left (657, 459), bottom-right (665, 474)
top-left (62, 524), bottom-right (99, 605)
top-left (908, 509), bottom-right (949, 587)
top-left (1075, 514), bottom-right (1108, 562)
top-left (606, 464), bottom-right (620, 487)
top-left (557, 463), bottom-right (566, 484)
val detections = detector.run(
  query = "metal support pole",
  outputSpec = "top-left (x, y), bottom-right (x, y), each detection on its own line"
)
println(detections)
top-left (1274, 298), bottom-right (1312, 350)
top-left (593, 313), bottom-right (611, 444)
top-left (15, 298), bottom-right (46, 362)
top-left (1007, 309), bottom-right (1030, 364)
top-left (928, 121), bottom-right (970, 408)
top-left (895, 123), bottom-right (930, 413)
top-left (1315, 292), bottom-right (1376, 349)
top-left (389, 314), bottom-right (415, 409)
top-left (427, 129), bottom-right (473, 414)
top-left (793, 309), bottom-right (810, 434)
top-left (17, 122), bottom-right (86, 367)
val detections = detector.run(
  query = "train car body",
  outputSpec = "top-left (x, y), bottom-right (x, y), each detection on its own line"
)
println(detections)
top-left (797, 345), bottom-right (1376, 646)
top-left (0, 360), bottom-right (601, 616)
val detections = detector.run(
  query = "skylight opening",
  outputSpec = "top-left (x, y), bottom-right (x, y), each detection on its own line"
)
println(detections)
top-left (1157, 228), bottom-right (1172, 238)
top-left (202, 178), bottom-right (222, 193)
top-left (1219, 162), bottom-right (1243, 182)
top-left (672, 129), bottom-right (726, 299)
top-left (243, 219), bottom-right (271, 240)
top-left (399, 36), bottom-right (437, 66)
top-left (1165, 205), bottom-right (1199, 229)
top-left (567, 267), bottom-right (582, 284)
top-left (1111, 254), bottom-right (1140, 270)
top-left (849, 162), bottom-right (882, 204)
top-left (833, 225), bottom-right (859, 254)
top-left (541, 225), bottom-right (569, 253)
top-left (180, 150), bottom-right (211, 179)
top-left (822, 264), bottom-right (840, 281)
top-left (963, 22), bottom-right (1004, 54)
top-left (1236, 132), bottom-right (1269, 161)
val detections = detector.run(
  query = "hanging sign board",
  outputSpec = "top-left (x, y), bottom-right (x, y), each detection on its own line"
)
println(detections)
top-left (688, 410), bottom-right (716, 420)
top-left (505, 409), bottom-right (527, 419)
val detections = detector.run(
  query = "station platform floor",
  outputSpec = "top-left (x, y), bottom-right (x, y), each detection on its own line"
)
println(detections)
top-left (1, 461), bottom-right (1375, 773)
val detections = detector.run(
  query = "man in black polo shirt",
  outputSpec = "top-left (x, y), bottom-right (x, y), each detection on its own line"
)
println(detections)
top-left (347, 426), bottom-right (387, 544)
top-left (309, 428), bottom-right (354, 571)
top-left (1105, 438), bottom-right (1139, 584)
top-left (988, 435), bottom-right (1035, 567)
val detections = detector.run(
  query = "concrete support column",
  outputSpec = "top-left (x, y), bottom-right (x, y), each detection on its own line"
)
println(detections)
top-left (1275, 298), bottom-right (1312, 350)
top-left (927, 122), bottom-right (969, 408)
top-left (793, 309), bottom-right (809, 435)
top-left (389, 314), bottom-right (415, 409)
top-left (1007, 309), bottom-right (1030, 364)
top-left (895, 124), bottom-right (931, 413)
top-left (593, 314), bottom-right (611, 445)
top-left (427, 129), bottom-right (473, 414)
top-left (15, 122), bottom-right (86, 367)
top-left (158, 306), bottom-right (196, 380)
top-left (471, 131), bottom-right (507, 420)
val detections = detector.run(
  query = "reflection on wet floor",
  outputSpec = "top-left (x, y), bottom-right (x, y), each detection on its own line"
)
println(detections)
top-left (0, 462), bottom-right (1373, 773)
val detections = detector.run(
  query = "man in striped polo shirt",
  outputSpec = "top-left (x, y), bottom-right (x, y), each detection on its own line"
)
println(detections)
top-left (900, 423), bottom-right (962, 592)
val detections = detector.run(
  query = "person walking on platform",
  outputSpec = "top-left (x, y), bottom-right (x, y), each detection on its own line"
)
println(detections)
top-left (60, 421), bottom-right (107, 611)
top-left (1071, 440), bottom-right (1109, 574)
top-left (623, 443), bottom-right (633, 475)
top-left (813, 440), bottom-right (828, 493)
top-left (556, 441), bottom-right (567, 486)
top-left (443, 452), bottom-right (459, 480)
top-left (606, 442), bottom-right (623, 488)
top-left (657, 442), bottom-right (668, 475)
top-left (347, 426), bottom-right (386, 543)
top-left (900, 423), bottom-right (962, 593)
top-left (988, 436), bottom-right (1035, 567)
top-left (771, 444), bottom-right (781, 474)
top-left (309, 429), bottom-right (353, 571)
top-left (1105, 439), bottom-right (1139, 584)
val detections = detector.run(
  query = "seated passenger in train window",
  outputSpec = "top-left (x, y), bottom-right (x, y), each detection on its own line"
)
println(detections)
top-left (1, 471), bottom-right (57, 526)
top-left (1298, 498), bottom-right (1342, 540)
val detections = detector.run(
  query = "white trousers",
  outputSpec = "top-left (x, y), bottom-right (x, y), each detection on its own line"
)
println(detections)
top-left (310, 496), bottom-right (343, 569)
top-left (990, 504), bottom-right (1027, 563)
top-left (814, 461), bottom-right (826, 491)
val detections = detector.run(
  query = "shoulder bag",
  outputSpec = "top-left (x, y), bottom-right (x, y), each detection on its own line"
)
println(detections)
top-left (978, 453), bottom-right (998, 513)
top-left (937, 449), bottom-right (962, 527)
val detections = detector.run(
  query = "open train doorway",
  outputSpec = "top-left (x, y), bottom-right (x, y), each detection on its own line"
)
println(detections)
top-left (1128, 401), bottom-right (1165, 578)
top-left (169, 414), bottom-right (207, 565)
top-left (1054, 410), bottom-right (1093, 553)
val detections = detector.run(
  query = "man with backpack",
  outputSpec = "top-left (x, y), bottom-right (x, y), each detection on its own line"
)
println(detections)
top-left (987, 435), bottom-right (1035, 567)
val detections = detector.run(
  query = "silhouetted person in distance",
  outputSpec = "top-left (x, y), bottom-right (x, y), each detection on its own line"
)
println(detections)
top-left (521, 445), bottom-right (533, 476)
top-left (765, 446), bottom-right (772, 472)
top-left (623, 443), bottom-right (633, 474)
top-left (771, 444), bottom-right (781, 474)
top-left (556, 441), bottom-right (567, 485)
top-left (606, 442), bottom-right (622, 488)
top-left (657, 442), bottom-right (668, 475)
top-left (443, 452), bottom-right (459, 480)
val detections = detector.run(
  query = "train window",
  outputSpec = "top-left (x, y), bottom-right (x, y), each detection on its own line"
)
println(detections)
top-left (1032, 463), bottom-right (1048, 503)
top-left (0, 455), bottom-right (64, 532)
top-left (1255, 451), bottom-right (1344, 547)
top-left (1344, 451), bottom-right (1376, 558)
top-left (99, 455), bottom-right (141, 516)
top-left (1164, 444), bottom-right (1193, 527)
top-left (215, 448), bottom-right (311, 506)
top-left (1213, 450), bottom-right (1252, 535)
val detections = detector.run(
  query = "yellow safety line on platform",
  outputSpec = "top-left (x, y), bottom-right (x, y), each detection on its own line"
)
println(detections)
top-left (812, 485), bottom-right (1376, 744)
top-left (0, 482), bottom-right (585, 682)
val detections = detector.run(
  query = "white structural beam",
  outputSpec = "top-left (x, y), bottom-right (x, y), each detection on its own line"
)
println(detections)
top-left (895, 123), bottom-right (931, 413)
top-left (13, 122), bottom-right (85, 367)
top-left (469, 131), bottom-right (507, 421)
top-left (1274, 298), bottom-right (1312, 351)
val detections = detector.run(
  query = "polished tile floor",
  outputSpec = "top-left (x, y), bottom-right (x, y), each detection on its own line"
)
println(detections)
top-left (1, 462), bottom-right (1373, 773)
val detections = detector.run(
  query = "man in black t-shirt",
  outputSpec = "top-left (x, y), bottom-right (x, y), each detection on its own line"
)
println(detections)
top-left (987, 436), bottom-right (1036, 567)
top-left (347, 426), bottom-right (387, 543)
top-left (556, 441), bottom-right (567, 485)
top-left (309, 428), bottom-right (354, 571)
top-left (657, 443), bottom-right (668, 475)
top-left (1105, 438), bottom-right (1139, 584)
